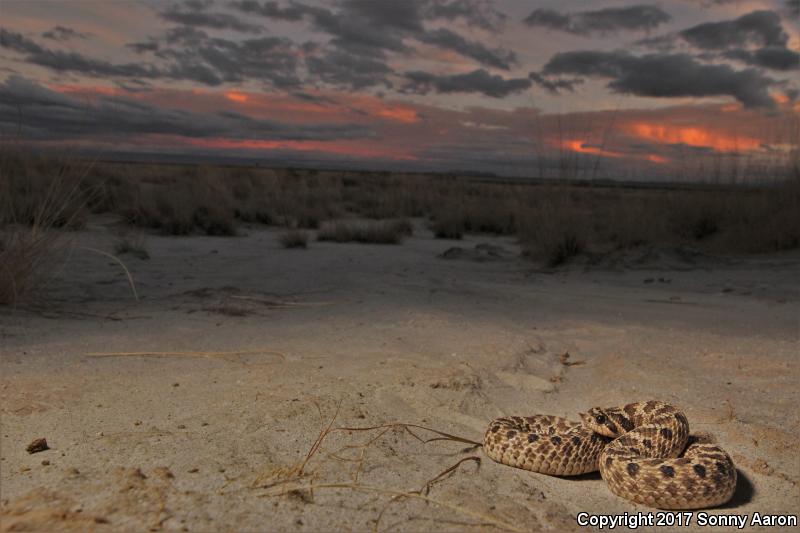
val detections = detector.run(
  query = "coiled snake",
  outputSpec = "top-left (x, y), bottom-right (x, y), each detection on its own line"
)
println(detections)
top-left (483, 401), bottom-right (736, 509)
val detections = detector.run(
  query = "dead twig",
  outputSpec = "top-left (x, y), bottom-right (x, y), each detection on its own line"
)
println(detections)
top-left (80, 246), bottom-right (138, 301)
top-left (374, 456), bottom-right (482, 532)
top-left (228, 295), bottom-right (335, 308)
top-left (85, 349), bottom-right (286, 363)
top-left (261, 482), bottom-right (525, 533)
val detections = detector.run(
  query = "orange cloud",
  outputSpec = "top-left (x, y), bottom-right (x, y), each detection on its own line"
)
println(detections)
top-left (562, 140), bottom-right (623, 158)
top-left (626, 123), bottom-right (761, 152)
top-left (224, 91), bottom-right (248, 103)
top-left (645, 154), bottom-right (668, 164)
top-left (771, 92), bottom-right (789, 105)
top-left (49, 84), bottom-right (122, 96)
top-left (374, 106), bottom-right (419, 123)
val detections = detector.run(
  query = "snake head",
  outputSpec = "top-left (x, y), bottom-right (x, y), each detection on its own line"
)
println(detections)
top-left (580, 407), bottom-right (625, 437)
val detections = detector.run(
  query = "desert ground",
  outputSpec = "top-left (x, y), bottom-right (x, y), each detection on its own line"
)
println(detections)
top-left (1, 207), bottom-right (798, 531)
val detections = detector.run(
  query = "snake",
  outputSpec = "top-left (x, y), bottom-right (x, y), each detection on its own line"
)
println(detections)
top-left (483, 401), bottom-right (737, 509)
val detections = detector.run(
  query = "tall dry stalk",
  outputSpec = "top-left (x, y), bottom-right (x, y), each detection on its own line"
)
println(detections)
top-left (0, 149), bottom-right (93, 305)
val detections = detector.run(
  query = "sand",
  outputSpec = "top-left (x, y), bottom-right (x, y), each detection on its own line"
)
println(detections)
top-left (1, 218), bottom-right (798, 532)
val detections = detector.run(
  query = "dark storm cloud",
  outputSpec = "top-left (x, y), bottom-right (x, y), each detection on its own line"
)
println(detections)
top-left (418, 28), bottom-right (516, 70)
top-left (403, 69), bottom-right (531, 98)
top-left (724, 47), bottom-right (800, 71)
top-left (638, 10), bottom-right (798, 71)
top-left (543, 51), bottom-right (776, 108)
top-left (528, 72), bottom-right (582, 94)
top-left (231, 0), bottom-right (308, 20)
top-left (0, 28), bottom-right (162, 79)
top-left (306, 49), bottom-right (394, 89)
top-left (524, 5), bottom-right (671, 35)
top-left (0, 76), bottom-right (372, 142)
top-left (156, 32), bottom-right (303, 87)
top-left (422, 0), bottom-right (506, 31)
top-left (1, 27), bottom-right (301, 88)
top-left (127, 41), bottom-right (160, 54)
top-left (230, 0), bottom-right (516, 77)
top-left (159, 3), bottom-right (264, 33)
top-left (679, 10), bottom-right (788, 49)
top-left (41, 26), bottom-right (90, 41)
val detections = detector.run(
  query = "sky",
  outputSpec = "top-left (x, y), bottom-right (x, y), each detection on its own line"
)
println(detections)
top-left (1, 0), bottom-right (798, 181)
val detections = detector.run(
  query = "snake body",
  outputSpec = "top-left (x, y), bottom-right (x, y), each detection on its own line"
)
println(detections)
top-left (484, 401), bottom-right (736, 509)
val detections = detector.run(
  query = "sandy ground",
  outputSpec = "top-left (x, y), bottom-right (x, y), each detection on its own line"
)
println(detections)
top-left (1, 217), bottom-right (798, 532)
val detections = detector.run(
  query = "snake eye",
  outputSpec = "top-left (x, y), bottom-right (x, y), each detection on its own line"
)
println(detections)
top-left (595, 415), bottom-right (606, 424)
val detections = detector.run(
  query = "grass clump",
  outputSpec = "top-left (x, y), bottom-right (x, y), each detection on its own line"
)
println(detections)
top-left (519, 200), bottom-right (586, 267)
top-left (114, 232), bottom-right (150, 260)
top-left (317, 220), bottom-right (411, 244)
top-left (0, 150), bottom-right (92, 305)
top-left (279, 229), bottom-right (310, 249)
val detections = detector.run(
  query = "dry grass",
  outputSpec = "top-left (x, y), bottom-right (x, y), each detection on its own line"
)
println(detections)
top-left (279, 229), bottom-right (309, 249)
top-left (115, 232), bottom-right (150, 260)
top-left (6, 155), bottom-right (798, 272)
top-left (0, 150), bottom-right (93, 305)
top-left (317, 220), bottom-right (412, 244)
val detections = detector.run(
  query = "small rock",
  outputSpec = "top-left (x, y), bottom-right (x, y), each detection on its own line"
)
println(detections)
top-left (177, 424), bottom-right (186, 429)
top-left (172, 383), bottom-right (180, 387)
top-left (201, 422), bottom-right (209, 427)
top-left (41, 460), bottom-right (50, 466)
top-left (26, 438), bottom-right (49, 454)
top-left (153, 466), bottom-right (174, 479)
top-left (134, 421), bottom-right (142, 426)
top-left (188, 467), bottom-right (199, 473)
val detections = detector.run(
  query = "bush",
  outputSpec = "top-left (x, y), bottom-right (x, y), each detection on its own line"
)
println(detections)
top-left (317, 220), bottom-right (409, 244)
top-left (279, 229), bottom-right (309, 249)
top-left (519, 200), bottom-right (586, 266)
top-left (115, 232), bottom-right (150, 260)
top-left (0, 150), bottom-right (92, 304)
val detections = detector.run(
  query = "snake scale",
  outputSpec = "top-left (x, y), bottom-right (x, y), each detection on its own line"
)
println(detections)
top-left (483, 401), bottom-right (737, 509)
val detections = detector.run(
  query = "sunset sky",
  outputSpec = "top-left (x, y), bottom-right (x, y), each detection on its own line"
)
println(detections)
top-left (1, 0), bottom-right (798, 180)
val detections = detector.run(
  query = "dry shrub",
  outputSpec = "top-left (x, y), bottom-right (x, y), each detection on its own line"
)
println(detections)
top-left (430, 211), bottom-right (464, 239)
top-left (518, 197), bottom-right (586, 266)
top-left (0, 150), bottom-right (92, 304)
top-left (123, 168), bottom-right (236, 236)
top-left (317, 220), bottom-right (410, 244)
top-left (279, 229), bottom-right (309, 249)
top-left (713, 178), bottom-right (800, 253)
top-left (115, 232), bottom-right (150, 260)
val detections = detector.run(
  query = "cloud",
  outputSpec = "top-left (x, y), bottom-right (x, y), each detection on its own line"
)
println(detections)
top-left (127, 41), bottom-right (160, 54)
top-left (2, 24), bottom-right (307, 88)
top-left (159, 1), bottom-right (264, 33)
top-left (403, 69), bottom-right (531, 98)
top-left (639, 10), bottom-right (798, 71)
top-left (528, 71), bottom-right (582, 93)
top-left (230, 0), bottom-right (515, 77)
top-left (41, 25), bottom-right (89, 41)
top-left (0, 28), bottom-right (163, 79)
top-left (0, 76), bottom-right (372, 142)
top-left (679, 10), bottom-right (788, 50)
top-left (524, 5), bottom-right (671, 35)
top-left (422, 0), bottom-right (506, 31)
top-left (306, 49), bottom-right (394, 89)
top-left (417, 28), bottom-right (516, 70)
top-left (543, 51), bottom-right (776, 108)
top-left (231, 0), bottom-right (307, 21)
top-left (724, 46), bottom-right (800, 71)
